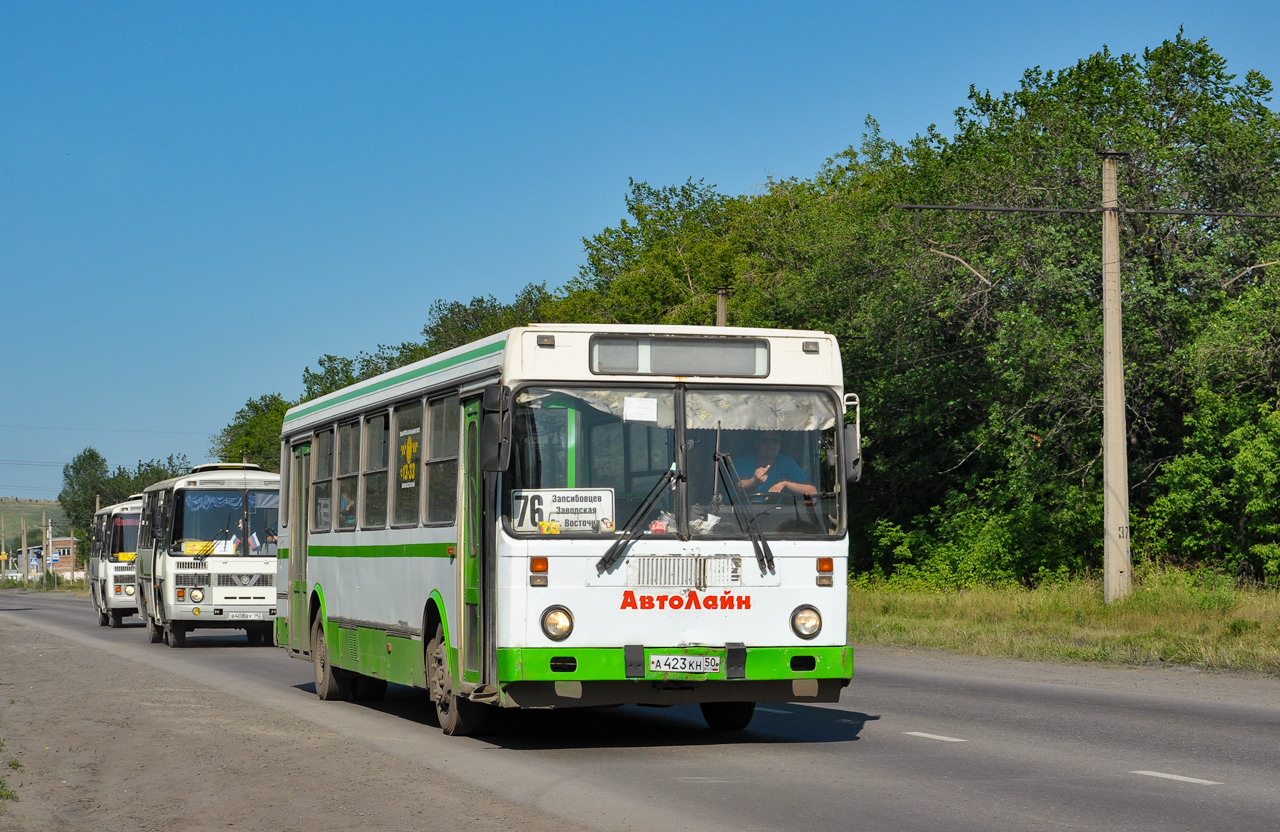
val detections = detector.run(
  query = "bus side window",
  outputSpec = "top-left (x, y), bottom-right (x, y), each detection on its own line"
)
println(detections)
top-left (312, 429), bottom-right (334, 532)
top-left (393, 402), bottom-right (423, 526)
top-left (336, 421), bottom-right (360, 530)
top-left (363, 412), bottom-right (390, 528)
top-left (425, 394), bottom-right (460, 524)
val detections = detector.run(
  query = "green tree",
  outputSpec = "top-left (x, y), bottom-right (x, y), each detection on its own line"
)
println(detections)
top-left (59, 450), bottom-right (189, 564)
top-left (210, 393), bottom-right (292, 471)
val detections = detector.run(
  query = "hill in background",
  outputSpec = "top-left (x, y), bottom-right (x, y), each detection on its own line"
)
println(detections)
top-left (0, 498), bottom-right (68, 553)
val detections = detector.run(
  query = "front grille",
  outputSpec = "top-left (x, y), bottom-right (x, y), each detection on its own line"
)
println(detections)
top-left (174, 561), bottom-right (203, 570)
top-left (216, 573), bottom-right (274, 588)
top-left (629, 556), bottom-right (742, 589)
top-left (113, 564), bottom-right (135, 573)
top-left (113, 571), bottom-right (135, 582)
top-left (172, 573), bottom-right (211, 587)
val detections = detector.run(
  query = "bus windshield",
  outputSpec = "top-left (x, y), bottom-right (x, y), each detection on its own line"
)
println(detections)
top-left (507, 387), bottom-right (677, 536)
top-left (505, 386), bottom-right (842, 538)
top-left (172, 489), bottom-right (279, 556)
top-left (111, 515), bottom-right (139, 555)
top-left (685, 389), bottom-right (842, 537)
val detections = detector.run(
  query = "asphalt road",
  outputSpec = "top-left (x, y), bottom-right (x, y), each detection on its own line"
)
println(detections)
top-left (3, 590), bottom-right (1278, 832)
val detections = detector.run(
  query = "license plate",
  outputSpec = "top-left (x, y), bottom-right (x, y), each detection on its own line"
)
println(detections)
top-left (228, 612), bottom-right (264, 621)
top-left (648, 654), bottom-right (721, 673)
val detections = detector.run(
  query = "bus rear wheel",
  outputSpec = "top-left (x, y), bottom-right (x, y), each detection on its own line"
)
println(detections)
top-left (426, 622), bottom-right (486, 736)
top-left (700, 701), bottom-right (756, 730)
top-left (311, 616), bottom-right (350, 701)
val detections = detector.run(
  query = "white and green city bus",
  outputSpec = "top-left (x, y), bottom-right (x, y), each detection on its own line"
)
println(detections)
top-left (276, 324), bottom-right (861, 734)
top-left (89, 495), bottom-right (143, 627)
top-left (136, 464), bottom-right (281, 647)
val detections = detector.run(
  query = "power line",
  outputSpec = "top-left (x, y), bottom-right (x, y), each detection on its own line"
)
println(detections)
top-left (0, 424), bottom-right (213, 436)
top-left (0, 460), bottom-right (65, 467)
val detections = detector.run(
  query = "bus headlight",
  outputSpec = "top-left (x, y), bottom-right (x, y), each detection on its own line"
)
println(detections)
top-left (190, 588), bottom-right (205, 603)
top-left (541, 606), bottom-right (573, 641)
top-left (124, 584), bottom-right (135, 596)
top-left (791, 606), bottom-right (822, 639)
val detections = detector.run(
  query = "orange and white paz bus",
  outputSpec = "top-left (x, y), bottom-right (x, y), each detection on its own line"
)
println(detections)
top-left (276, 324), bottom-right (861, 734)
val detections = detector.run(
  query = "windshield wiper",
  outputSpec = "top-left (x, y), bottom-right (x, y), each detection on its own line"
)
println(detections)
top-left (713, 422), bottom-right (775, 573)
top-left (596, 463), bottom-right (680, 573)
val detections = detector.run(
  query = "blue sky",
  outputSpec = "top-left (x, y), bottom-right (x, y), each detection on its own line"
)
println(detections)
top-left (3, 1), bottom-right (1278, 498)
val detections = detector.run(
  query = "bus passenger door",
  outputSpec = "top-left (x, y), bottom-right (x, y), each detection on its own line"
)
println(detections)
top-left (460, 399), bottom-right (484, 688)
top-left (289, 443), bottom-right (311, 655)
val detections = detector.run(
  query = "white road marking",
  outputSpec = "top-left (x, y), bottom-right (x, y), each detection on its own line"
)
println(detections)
top-left (756, 707), bottom-right (792, 714)
top-left (904, 731), bottom-right (967, 743)
top-left (1131, 771), bottom-right (1222, 785)
top-left (676, 777), bottom-right (732, 783)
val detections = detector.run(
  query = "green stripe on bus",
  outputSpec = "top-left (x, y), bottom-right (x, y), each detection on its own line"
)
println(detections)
top-left (283, 340), bottom-right (507, 424)
top-left (306, 542), bottom-right (455, 558)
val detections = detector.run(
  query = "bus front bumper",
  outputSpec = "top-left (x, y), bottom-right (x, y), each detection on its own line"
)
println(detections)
top-left (496, 645), bottom-right (852, 708)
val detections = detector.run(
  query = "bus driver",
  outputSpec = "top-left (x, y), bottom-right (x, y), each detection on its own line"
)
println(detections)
top-left (735, 430), bottom-right (818, 499)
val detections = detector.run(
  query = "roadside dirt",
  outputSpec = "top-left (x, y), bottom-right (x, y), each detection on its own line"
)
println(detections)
top-left (0, 618), bottom-right (593, 832)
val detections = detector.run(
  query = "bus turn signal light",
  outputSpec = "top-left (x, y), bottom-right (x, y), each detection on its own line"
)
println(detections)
top-left (530, 557), bottom-right (548, 586)
top-left (816, 558), bottom-right (834, 586)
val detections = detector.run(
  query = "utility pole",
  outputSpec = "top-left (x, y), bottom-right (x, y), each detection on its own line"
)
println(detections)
top-left (42, 510), bottom-right (48, 580)
top-left (1100, 151), bottom-right (1131, 602)
top-left (715, 287), bottom-right (728, 327)
top-left (22, 517), bottom-right (28, 582)
top-left (896, 156), bottom-right (1280, 603)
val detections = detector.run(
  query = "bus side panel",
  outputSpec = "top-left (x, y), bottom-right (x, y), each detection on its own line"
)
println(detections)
top-left (306, 529), bottom-right (458, 687)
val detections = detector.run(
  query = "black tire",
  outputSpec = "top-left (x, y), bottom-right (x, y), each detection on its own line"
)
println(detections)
top-left (165, 624), bottom-right (186, 648)
top-left (109, 609), bottom-right (124, 628)
top-left (426, 622), bottom-right (486, 736)
top-left (350, 674), bottom-right (388, 702)
top-left (146, 615), bottom-right (164, 644)
top-left (96, 602), bottom-right (109, 627)
top-left (311, 615), bottom-right (350, 701)
top-left (245, 629), bottom-right (263, 645)
top-left (700, 701), bottom-right (756, 730)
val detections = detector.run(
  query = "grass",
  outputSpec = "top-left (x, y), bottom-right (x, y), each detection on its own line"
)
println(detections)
top-left (0, 738), bottom-right (12, 802)
top-left (848, 569), bottom-right (1280, 675)
top-left (0, 575), bottom-right (86, 592)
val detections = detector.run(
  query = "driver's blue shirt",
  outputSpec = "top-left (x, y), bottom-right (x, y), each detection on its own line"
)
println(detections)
top-left (733, 453), bottom-right (810, 493)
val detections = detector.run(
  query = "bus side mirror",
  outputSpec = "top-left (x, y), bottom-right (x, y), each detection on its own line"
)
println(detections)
top-left (843, 392), bottom-right (862, 484)
top-left (844, 424), bottom-right (862, 483)
top-left (480, 384), bottom-right (512, 472)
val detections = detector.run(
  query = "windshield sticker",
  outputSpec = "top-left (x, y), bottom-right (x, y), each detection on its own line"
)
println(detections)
top-left (511, 488), bottom-right (615, 533)
top-left (623, 396), bottom-right (658, 423)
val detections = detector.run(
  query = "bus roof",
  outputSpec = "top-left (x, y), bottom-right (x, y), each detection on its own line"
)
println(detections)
top-left (140, 467), bottom-right (281, 495)
top-left (94, 497), bottom-right (143, 518)
top-left (282, 324), bottom-right (843, 435)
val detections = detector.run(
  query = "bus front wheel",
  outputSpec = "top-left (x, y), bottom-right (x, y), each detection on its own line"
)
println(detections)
top-left (426, 622), bottom-right (486, 736)
top-left (700, 701), bottom-right (756, 730)
top-left (146, 615), bottom-right (164, 644)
